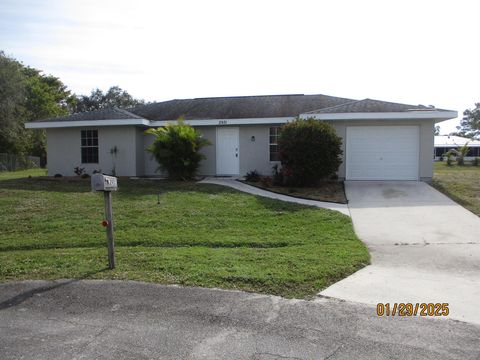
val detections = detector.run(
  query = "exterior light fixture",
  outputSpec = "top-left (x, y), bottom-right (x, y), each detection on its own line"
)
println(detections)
top-left (251, 136), bottom-right (255, 142)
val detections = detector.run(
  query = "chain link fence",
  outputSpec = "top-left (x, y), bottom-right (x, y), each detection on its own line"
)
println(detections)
top-left (0, 153), bottom-right (41, 171)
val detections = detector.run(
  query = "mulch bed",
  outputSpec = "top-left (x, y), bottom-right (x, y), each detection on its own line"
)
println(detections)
top-left (241, 180), bottom-right (347, 204)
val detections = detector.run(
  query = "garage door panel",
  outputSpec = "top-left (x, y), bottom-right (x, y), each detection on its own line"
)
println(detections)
top-left (346, 126), bottom-right (419, 180)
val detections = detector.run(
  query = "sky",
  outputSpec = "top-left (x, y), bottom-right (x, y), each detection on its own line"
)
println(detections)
top-left (0, 0), bottom-right (479, 133)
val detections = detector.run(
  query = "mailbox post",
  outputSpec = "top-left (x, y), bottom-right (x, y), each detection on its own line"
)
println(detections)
top-left (91, 174), bottom-right (118, 269)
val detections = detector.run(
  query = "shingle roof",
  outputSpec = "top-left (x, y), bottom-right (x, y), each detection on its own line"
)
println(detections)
top-left (36, 107), bottom-right (143, 122)
top-left (128, 94), bottom-right (355, 120)
top-left (32, 94), bottom-right (453, 123)
top-left (305, 98), bottom-right (446, 114)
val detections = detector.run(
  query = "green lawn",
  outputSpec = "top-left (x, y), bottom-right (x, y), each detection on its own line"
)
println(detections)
top-left (432, 162), bottom-right (480, 216)
top-left (0, 169), bottom-right (369, 298)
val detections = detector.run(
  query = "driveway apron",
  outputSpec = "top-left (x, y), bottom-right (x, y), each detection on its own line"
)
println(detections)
top-left (320, 181), bottom-right (480, 325)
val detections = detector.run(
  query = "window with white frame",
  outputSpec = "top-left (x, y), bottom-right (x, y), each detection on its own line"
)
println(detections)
top-left (269, 127), bottom-right (280, 161)
top-left (81, 130), bottom-right (99, 163)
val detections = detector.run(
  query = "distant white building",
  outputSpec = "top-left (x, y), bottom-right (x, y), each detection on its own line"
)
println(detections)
top-left (434, 135), bottom-right (480, 160)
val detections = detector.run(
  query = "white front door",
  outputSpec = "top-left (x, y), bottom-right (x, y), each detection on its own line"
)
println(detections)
top-left (216, 127), bottom-right (240, 175)
top-left (346, 126), bottom-right (420, 180)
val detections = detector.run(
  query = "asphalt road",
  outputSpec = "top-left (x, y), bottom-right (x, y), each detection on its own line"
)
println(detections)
top-left (0, 280), bottom-right (479, 360)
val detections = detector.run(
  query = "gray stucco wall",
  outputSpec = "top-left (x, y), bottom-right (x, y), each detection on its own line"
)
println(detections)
top-left (135, 128), bottom-right (145, 176)
top-left (239, 125), bottom-right (279, 176)
top-left (196, 126), bottom-right (216, 176)
top-left (143, 125), bottom-right (280, 177)
top-left (190, 125), bottom-right (279, 176)
top-left (214, 120), bottom-right (434, 179)
top-left (45, 119), bottom-right (435, 180)
top-left (143, 133), bottom-right (157, 176)
top-left (46, 126), bottom-right (139, 176)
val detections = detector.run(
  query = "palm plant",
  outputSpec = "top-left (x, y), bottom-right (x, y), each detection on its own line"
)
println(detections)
top-left (456, 142), bottom-right (470, 166)
top-left (443, 150), bottom-right (455, 166)
top-left (145, 118), bottom-right (211, 180)
top-left (444, 142), bottom-right (470, 166)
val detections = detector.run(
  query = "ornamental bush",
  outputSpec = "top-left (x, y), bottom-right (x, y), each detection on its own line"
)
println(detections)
top-left (278, 118), bottom-right (342, 186)
top-left (146, 119), bottom-right (211, 180)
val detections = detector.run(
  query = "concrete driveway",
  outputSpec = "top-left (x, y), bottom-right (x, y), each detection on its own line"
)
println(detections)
top-left (1, 280), bottom-right (480, 360)
top-left (320, 181), bottom-right (480, 325)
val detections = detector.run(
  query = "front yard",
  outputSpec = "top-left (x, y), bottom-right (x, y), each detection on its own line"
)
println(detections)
top-left (432, 161), bottom-right (480, 216)
top-left (0, 169), bottom-right (368, 298)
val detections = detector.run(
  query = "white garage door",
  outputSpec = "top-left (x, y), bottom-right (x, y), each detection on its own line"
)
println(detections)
top-left (346, 126), bottom-right (419, 180)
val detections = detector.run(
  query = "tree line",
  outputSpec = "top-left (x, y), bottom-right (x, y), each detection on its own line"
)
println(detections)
top-left (0, 51), bottom-right (145, 163)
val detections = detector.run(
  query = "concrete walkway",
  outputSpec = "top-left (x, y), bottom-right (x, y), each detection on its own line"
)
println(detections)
top-left (320, 181), bottom-right (480, 325)
top-left (1, 280), bottom-right (479, 359)
top-left (199, 177), bottom-right (350, 216)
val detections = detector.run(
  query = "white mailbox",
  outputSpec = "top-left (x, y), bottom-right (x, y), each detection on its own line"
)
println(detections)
top-left (91, 174), bottom-right (118, 192)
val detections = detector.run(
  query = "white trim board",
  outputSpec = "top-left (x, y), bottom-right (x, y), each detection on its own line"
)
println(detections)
top-left (150, 117), bottom-right (293, 127)
top-left (300, 110), bottom-right (457, 121)
top-left (25, 118), bottom-right (151, 129)
top-left (24, 110), bottom-right (457, 129)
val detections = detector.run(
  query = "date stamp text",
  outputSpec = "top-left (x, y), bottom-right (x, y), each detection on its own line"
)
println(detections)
top-left (376, 303), bottom-right (449, 317)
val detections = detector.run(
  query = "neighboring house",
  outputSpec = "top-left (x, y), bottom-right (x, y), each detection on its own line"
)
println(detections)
top-left (25, 94), bottom-right (457, 181)
top-left (434, 135), bottom-right (480, 160)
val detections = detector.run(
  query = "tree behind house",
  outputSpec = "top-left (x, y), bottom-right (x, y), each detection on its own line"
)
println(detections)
top-left (0, 51), bottom-right (25, 155)
top-left (455, 103), bottom-right (480, 139)
top-left (0, 51), bottom-right (75, 163)
top-left (74, 86), bottom-right (145, 113)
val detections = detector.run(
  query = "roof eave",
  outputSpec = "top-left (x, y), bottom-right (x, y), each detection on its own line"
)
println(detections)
top-left (24, 110), bottom-right (459, 129)
top-left (300, 110), bottom-right (458, 121)
top-left (25, 118), bottom-right (151, 129)
top-left (435, 143), bottom-right (480, 146)
top-left (149, 117), bottom-right (294, 127)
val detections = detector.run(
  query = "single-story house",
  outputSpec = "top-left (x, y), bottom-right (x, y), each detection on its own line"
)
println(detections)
top-left (25, 94), bottom-right (457, 181)
top-left (434, 135), bottom-right (480, 160)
